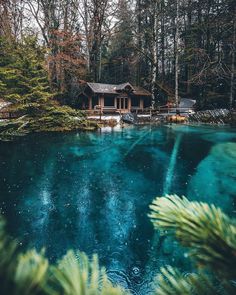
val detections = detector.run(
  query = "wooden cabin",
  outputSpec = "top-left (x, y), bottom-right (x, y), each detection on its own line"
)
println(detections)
top-left (78, 82), bottom-right (152, 113)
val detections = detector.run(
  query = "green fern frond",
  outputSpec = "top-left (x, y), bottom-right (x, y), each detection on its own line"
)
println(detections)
top-left (0, 217), bottom-right (18, 286)
top-left (14, 249), bottom-right (49, 295)
top-left (47, 250), bottom-right (127, 295)
top-left (156, 266), bottom-right (193, 295)
top-left (155, 266), bottom-right (220, 295)
top-left (149, 195), bottom-right (236, 279)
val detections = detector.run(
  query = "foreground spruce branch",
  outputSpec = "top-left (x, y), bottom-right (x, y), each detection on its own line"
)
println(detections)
top-left (0, 195), bottom-right (235, 294)
top-left (150, 195), bottom-right (236, 295)
top-left (0, 217), bottom-right (127, 295)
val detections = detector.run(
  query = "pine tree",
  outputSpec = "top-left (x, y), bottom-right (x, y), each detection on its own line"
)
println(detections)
top-left (0, 36), bottom-right (52, 104)
top-left (102, 0), bottom-right (135, 84)
top-left (0, 35), bottom-right (94, 140)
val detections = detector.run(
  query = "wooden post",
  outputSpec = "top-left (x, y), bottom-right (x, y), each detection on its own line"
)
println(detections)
top-left (95, 105), bottom-right (102, 122)
top-left (140, 98), bottom-right (144, 111)
top-left (128, 97), bottom-right (131, 111)
top-left (88, 96), bottom-right (92, 110)
top-left (99, 95), bottom-right (104, 108)
top-left (150, 107), bottom-right (152, 119)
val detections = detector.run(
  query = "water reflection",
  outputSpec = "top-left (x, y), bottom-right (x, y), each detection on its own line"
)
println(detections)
top-left (0, 125), bottom-right (236, 294)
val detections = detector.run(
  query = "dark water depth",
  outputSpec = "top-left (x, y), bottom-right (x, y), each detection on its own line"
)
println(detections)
top-left (0, 124), bottom-right (236, 294)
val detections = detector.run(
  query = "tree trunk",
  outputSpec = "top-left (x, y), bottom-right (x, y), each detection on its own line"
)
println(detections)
top-left (136, 0), bottom-right (142, 86)
top-left (151, 1), bottom-right (158, 105)
top-left (175, 0), bottom-right (180, 106)
top-left (160, 0), bottom-right (165, 80)
top-left (230, 14), bottom-right (236, 109)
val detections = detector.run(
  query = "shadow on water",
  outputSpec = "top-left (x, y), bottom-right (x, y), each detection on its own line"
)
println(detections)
top-left (0, 125), bottom-right (236, 294)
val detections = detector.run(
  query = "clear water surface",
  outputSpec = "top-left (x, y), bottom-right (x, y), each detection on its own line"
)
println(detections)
top-left (0, 124), bottom-right (236, 294)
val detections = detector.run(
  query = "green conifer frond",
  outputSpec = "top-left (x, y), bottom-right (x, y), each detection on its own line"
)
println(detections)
top-left (14, 249), bottom-right (49, 295)
top-left (155, 266), bottom-right (193, 295)
top-left (149, 195), bottom-right (236, 279)
top-left (47, 250), bottom-right (127, 295)
top-left (1, 194), bottom-right (235, 295)
top-left (154, 266), bottom-right (221, 295)
top-left (0, 217), bottom-right (127, 295)
top-left (0, 217), bottom-right (17, 280)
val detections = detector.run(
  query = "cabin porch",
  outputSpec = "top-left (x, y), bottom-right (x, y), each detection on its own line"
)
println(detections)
top-left (86, 94), bottom-right (146, 113)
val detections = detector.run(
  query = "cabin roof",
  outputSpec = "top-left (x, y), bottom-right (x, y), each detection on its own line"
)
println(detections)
top-left (132, 86), bottom-right (152, 96)
top-left (87, 82), bottom-right (117, 94)
top-left (114, 82), bottom-right (134, 91)
top-left (86, 82), bottom-right (151, 96)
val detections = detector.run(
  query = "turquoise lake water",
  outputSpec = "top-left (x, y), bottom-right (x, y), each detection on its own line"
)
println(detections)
top-left (0, 125), bottom-right (236, 294)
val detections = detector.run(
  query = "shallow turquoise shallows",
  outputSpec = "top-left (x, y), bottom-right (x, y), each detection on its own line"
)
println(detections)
top-left (0, 125), bottom-right (236, 294)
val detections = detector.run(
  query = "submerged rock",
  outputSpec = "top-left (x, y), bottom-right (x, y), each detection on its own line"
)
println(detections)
top-left (122, 113), bottom-right (137, 124)
top-left (188, 142), bottom-right (236, 213)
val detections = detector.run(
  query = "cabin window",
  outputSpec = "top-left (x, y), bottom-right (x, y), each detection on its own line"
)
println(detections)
top-left (104, 97), bottom-right (115, 106)
top-left (131, 96), bottom-right (140, 107)
top-left (144, 97), bottom-right (151, 108)
top-left (124, 98), bottom-right (128, 109)
top-left (124, 85), bottom-right (132, 93)
top-left (117, 97), bottom-right (128, 109)
top-left (92, 97), bottom-right (99, 108)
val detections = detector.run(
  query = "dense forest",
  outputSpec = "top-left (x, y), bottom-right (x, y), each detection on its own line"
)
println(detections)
top-left (0, 0), bottom-right (235, 110)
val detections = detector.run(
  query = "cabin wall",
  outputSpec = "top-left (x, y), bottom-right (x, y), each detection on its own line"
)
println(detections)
top-left (131, 96), bottom-right (140, 108)
top-left (99, 95), bottom-right (104, 107)
top-left (83, 83), bottom-right (152, 112)
top-left (92, 96), bottom-right (99, 108)
top-left (104, 95), bottom-right (115, 107)
top-left (84, 93), bottom-right (150, 112)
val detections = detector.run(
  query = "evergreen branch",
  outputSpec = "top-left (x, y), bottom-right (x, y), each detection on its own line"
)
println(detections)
top-left (0, 217), bottom-right (18, 277)
top-left (46, 250), bottom-right (127, 295)
top-left (14, 249), bottom-right (49, 295)
top-left (149, 195), bottom-right (236, 279)
top-left (154, 266), bottom-right (221, 295)
top-left (0, 216), bottom-right (127, 295)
